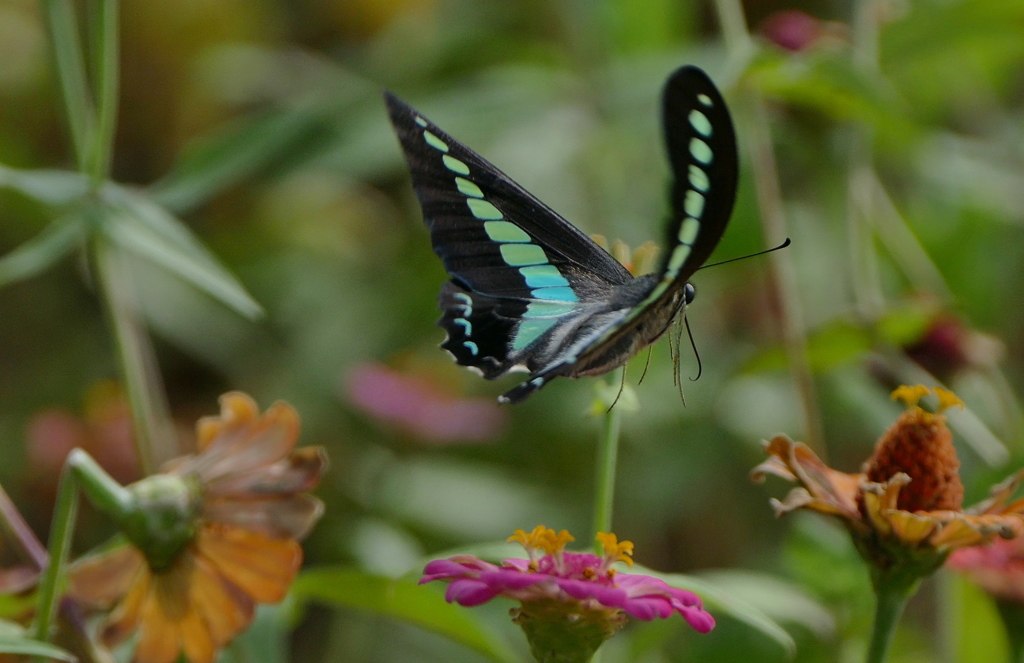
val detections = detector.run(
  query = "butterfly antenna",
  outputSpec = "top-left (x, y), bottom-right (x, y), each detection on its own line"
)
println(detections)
top-left (637, 346), bottom-right (654, 384)
top-left (685, 315), bottom-right (703, 381)
top-left (607, 366), bottom-right (628, 413)
top-left (698, 238), bottom-right (792, 272)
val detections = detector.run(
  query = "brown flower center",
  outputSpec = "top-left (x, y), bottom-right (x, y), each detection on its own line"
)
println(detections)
top-left (863, 408), bottom-right (964, 511)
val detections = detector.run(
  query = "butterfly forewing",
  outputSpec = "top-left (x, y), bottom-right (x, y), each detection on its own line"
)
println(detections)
top-left (658, 66), bottom-right (738, 288)
top-left (385, 93), bottom-right (632, 379)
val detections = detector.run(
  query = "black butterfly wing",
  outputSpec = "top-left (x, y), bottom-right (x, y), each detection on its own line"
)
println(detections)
top-left (498, 65), bottom-right (739, 398)
top-left (385, 92), bottom-right (633, 380)
top-left (658, 65), bottom-right (738, 287)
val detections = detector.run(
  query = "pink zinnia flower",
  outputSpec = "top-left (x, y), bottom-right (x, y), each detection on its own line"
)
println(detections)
top-left (948, 537), bottom-right (1024, 604)
top-left (421, 527), bottom-right (713, 660)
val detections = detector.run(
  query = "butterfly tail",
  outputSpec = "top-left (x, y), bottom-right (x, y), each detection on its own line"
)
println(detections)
top-left (497, 374), bottom-right (551, 404)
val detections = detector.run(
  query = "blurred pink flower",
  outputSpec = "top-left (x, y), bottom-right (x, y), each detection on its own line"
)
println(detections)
top-left (26, 381), bottom-right (140, 489)
top-left (421, 527), bottom-right (714, 632)
top-left (761, 10), bottom-right (826, 52)
top-left (346, 363), bottom-right (505, 443)
top-left (948, 537), bottom-right (1024, 604)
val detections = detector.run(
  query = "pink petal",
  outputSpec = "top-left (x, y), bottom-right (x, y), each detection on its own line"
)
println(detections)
top-left (677, 604), bottom-right (716, 633)
top-left (622, 596), bottom-right (674, 620)
top-left (446, 579), bottom-right (500, 606)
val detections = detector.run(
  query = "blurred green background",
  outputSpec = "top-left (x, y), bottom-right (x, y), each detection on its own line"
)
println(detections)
top-left (1, 0), bottom-right (1023, 661)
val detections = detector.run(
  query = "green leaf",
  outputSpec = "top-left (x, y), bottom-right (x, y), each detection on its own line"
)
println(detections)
top-left (0, 216), bottom-right (83, 288)
top-left (0, 165), bottom-right (89, 206)
top-left (100, 194), bottom-right (263, 319)
top-left (40, 0), bottom-right (93, 169)
top-left (0, 620), bottom-right (76, 661)
top-left (150, 108), bottom-right (324, 214)
top-left (292, 567), bottom-right (517, 663)
top-left (638, 567), bottom-right (798, 658)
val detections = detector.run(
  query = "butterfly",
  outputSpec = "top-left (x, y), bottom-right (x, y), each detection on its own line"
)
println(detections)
top-left (385, 65), bottom-right (737, 404)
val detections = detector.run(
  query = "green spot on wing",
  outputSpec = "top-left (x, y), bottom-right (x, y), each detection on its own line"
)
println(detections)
top-left (513, 319), bottom-right (555, 350)
top-left (667, 244), bottom-right (693, 275)
top-left (484, 221), bottom-right (530, 243)
top-left (531, 286), bottom-right (577, 302)
top-left (524, 302), bottom-right (576, 318)
top-left (678, 216), bottom-right (700, 245)
top-left (684, 190), bottom-right (705, 218)
top-left (690, 138), bottom-right (713, 165)
top-left (455, 177), bottom-right (484, 198)
top-left (520, 265), bottom-right (568, 288)
top-left (697, 93), bottom-right (712, 107)
top-left (443, 155), bottom-right (470, 175)
top-left (423, 130), bottom-right (449, 152)
top-left (689, 165), bottom-right (709, 192)
top-left (414, 117), bottom-right (427, 127)
top-left (689, 110), bottom-right (712, 137)
top-left (468, 199), bottom-right (504, 221)
top-left (500, 243), bottom-right (547, 266)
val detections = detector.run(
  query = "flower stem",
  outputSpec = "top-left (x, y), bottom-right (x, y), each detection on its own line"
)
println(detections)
top-left (865, 577), bottom-right (916, 663)
top-left (91, 232), bottom-right (176, 473)
top-left (32, 449), bottom-right (131, 644)
top-left (592, 370), bottom-right (623, 545)
top-left (31, 458), bottom-right (79, 643)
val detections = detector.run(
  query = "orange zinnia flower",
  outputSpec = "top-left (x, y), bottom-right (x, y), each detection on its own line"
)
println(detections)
top-left (752, 385), bottom-right (1024, 580)
top-left (69, 393), bottom-right (327, 663)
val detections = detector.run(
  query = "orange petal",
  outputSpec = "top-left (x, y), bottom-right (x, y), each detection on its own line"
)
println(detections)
top-left (929, 516), bottom-right (986, 549)
top-left (68, 545), bottom-right (145, 608)
top-left (205, 446), bottom-right (327, 497)
top-left (190, 554), bottom-right (255, 646)
top-left (134, 587), bottom-right (181, 663)
top-left (204, 494), bottom-right (324, 540)
top-left (179, 603), bottom-right (216, 663)
top-left (100, 565), bottom-right (151, 648)
top-left (885, 510), bottom-right (939, 545)
top-left (861, 490), bottom-right (892, 536)
top-left (197, 525), bottom-right (301, 603)
top-left (196, 393), bottom-right (261, 452)
top-left (188, 400), bottom-right (300, 485)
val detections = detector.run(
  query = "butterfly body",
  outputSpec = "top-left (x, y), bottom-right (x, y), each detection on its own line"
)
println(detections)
top-left (386, 66), bottom-right (737, 403)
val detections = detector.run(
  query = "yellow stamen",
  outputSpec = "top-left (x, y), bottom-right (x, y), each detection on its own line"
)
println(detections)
top-left (539, 529), bottom-right (574, 555)
top-left (891, 385), bottom-right (930, 408)
top-left (934, 387), bottom-right (965, 412)
top-left (596, 532), bottom-right (634, 567)
top-left (507, 526), bottom-right (574, 555)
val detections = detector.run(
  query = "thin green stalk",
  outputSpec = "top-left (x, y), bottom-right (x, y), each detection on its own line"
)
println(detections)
top-left (40, 0), bottom-right (94, 171)
top-left (592, 370), bottom-right (623, 546)
top-left (86, 0), bottom-right (119, 185)
top-left (866, 579), bottom-right (915, 663)
top-left (31, 458), bottom-right (79, 643)
top-left (92, 232), bottom-right (175, 473)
